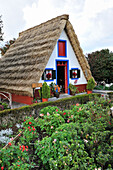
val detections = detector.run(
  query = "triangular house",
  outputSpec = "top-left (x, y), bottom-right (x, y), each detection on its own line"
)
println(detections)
top-left (0, 14), bottom-right (92, 104)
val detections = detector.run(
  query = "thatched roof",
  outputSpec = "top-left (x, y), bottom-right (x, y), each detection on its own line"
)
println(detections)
top-left (0, 14), bottom-right (92, 97)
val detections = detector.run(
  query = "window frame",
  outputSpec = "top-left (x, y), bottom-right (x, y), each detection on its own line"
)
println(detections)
top-left (70, 68), bottom-right (80, 80)
top-left (58, 39), bottom-right (67, 58)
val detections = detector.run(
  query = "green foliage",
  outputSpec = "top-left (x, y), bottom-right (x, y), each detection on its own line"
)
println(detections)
top-left (109, 85), bottom-right (113, 90)
top-left (41, 82), bottom-right (50, 99)
top-left (49, 82), bottom-right (56, 93)
top-left (87, 49), bottom-right (113, 84)
top-left (0, 102), bottom-right (10, 111)
top-left (69, 83), bottom-right (77, 95)
top-left (0, 116), bottom-right (38, 169)
top-left (37, 113), bottom-right (65, 135)
top-left (86, 78), bottom-right (95, 90)
top-left (0, 96), bottom-right (113, 169)
top-left (0, 38), bottom-right (16, 55)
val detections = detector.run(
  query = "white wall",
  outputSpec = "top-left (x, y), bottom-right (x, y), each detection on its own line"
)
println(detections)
top-left (38, 30), bottom-right (87, 86)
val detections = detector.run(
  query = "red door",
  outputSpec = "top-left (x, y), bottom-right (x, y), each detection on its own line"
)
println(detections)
top-left (57, 61), bottom-right (68, 93)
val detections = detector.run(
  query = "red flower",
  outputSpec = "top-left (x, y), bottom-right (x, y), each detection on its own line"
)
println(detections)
top-left (99, 116), bottom-right (101, 118)
top-left (29, 129), bottom-right (31, 131)
top-left (22, 145), bottom-right (25, 152)
top-left (17, 165), bottom-right (20, 166)
top-left (56, 109), bottom-right (58, 112)
top-left (24, 119), bottom-right (26, 122)
top-left (108, 121), bottom-right (111, 125)
top-left (19, 146), bottom-right (21, 150)
top-left (26, 146), bottom-right (28, 149)
top-left (28, 126), bottom-right (30, 129)
top-left (29, 122), bottom-right (32, 125)
top-left (46, 73), bottom-right (52, 79)
top-left (63, 112), bottom-right (66, 115)
top-left (72, 72), bottom-right (77, 78)
top-left (8, 142), bottom-right (12, 146)
top-left (1, 167), bottom-right (4, 170)
top-left (33, 128), bottom-right (36, 131)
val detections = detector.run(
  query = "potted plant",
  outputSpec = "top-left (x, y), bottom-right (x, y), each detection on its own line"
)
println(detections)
top-left (69, 83), bottom-right (77, 95)
top-left (49, 82), bottom-right (56, 97)
top-left (86, 77), bottom-right (95, 94)
top-left (41, 82), bottom-right (50, 102)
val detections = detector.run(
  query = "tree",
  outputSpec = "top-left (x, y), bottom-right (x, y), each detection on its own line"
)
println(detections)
top-left (0, 38), bottom-right (16, 55)
top-left (0, 15), bottom-right (3, 41)
top-left (87, 49), bottom-right (113, 84)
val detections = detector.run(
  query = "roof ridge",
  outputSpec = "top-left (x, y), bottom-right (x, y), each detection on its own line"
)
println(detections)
top-left (19, 14), bottom-right (69, 36)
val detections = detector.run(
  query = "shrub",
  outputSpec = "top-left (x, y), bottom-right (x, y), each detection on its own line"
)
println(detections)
top-left (0, 97), bottom-right (113, 169)
top-left (86, 78), bottom-right (95, 90)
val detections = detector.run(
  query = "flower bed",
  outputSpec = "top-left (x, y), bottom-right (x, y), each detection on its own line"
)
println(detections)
top-left (0, 97), bottom-right (113, 169)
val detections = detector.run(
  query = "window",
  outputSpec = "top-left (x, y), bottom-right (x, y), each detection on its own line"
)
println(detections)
top-left (42, 69), bottom-right (56, 81)
top-left (58, 40), bottom-right (67, 57)
top-left (70, 68), bottom-right (80, 79)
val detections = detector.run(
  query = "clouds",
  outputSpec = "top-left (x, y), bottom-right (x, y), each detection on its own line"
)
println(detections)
top-left (0, 0), bottom-right (113, 53)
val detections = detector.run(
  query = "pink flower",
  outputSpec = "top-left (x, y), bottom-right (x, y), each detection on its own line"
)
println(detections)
top-left (56, 109), bottom-right (58, 112)
top-left (51, 126), bottom-right (53, 129)
top-left (63, 112), bottom-right (66, 115)
top-left (40, 113), bottom-right (44, 117)
top-left (76, 103), bottom-right (79, 106)
top-left (79, 107), bottom-right (81, 111)
top-left (55, 131), bottom-right (58, 133)
top-left (53, 139), bottom-right (57, 143)
top-left (11, 137), bottom-right (14, 141)
top-left (71, 115), bottom-right (74, 118)
top-left (42, 146), bottom-right (44, 148)
top-left (28, 126), bottom-right (30, 129)
top-left (67, 120), bottom-right (70, 123)
top-left (47, 112), bottom-right (50, 116)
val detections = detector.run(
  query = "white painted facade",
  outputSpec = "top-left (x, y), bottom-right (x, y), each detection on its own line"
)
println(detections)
top-left (38, 29), bottom-right (87, 89)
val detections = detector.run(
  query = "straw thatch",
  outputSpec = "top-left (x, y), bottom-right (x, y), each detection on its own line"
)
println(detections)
top-left (0, 14), bottom-right (92, 97)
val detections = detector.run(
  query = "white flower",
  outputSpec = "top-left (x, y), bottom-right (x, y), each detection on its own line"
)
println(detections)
top-left (84, 139), bottom-right (88, 143)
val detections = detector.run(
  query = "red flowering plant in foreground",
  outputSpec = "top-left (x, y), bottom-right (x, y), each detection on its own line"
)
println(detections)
top-left (0, 97), bottom-right (113, 169)
top-left (0, 115), bottom-right (38, 169)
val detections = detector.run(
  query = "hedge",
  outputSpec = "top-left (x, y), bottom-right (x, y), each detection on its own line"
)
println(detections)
top-left (0, 93), bottom-right (101, 129)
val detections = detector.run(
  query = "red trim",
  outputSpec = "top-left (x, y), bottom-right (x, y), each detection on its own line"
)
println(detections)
top-left (65, 62), bottom-right (68, 93)
top-left (57, 61), bottom-right (68, 93)
top-left (12, 94), bottom-right (33, 105)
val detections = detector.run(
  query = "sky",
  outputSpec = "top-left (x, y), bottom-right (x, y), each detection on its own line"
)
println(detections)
top-left (0, 0), bottom-right (113, 56)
